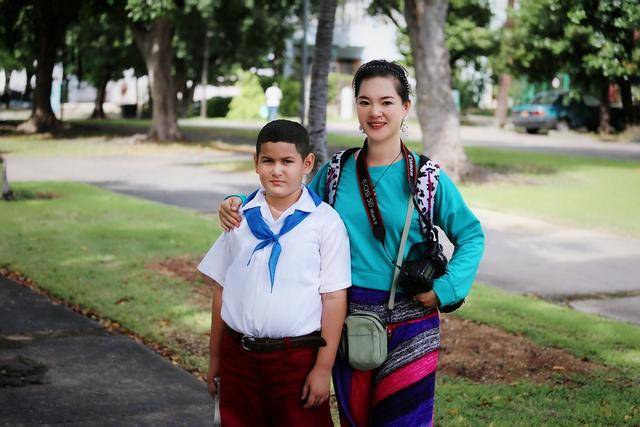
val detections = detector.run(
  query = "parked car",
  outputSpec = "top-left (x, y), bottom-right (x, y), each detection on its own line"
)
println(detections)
top-left (511, 91), bottom-right (601, 134)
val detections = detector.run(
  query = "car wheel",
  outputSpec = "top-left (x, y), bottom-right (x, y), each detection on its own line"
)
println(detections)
top-left (525, 128), bottom-right (539, 134)
top-left (556, 119), bottom-right (570, 132)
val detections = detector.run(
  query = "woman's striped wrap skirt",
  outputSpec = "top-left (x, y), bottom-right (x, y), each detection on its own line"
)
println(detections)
top-left (333, 286), bottom-right (440, 427)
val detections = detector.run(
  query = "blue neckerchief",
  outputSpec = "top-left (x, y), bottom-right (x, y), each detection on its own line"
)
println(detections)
top-left (243, 186), bottom-right (322, 291)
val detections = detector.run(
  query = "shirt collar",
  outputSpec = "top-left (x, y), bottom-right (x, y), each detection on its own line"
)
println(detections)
top-left (241, 185), bottom-right (318, 214)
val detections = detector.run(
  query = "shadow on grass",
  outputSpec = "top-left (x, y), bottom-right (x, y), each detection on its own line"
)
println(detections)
top-left (8, 189), bottom-right (61, 201)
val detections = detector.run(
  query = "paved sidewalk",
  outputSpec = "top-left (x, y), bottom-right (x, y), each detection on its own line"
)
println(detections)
top-left (0, 276), bottom-right (213, 426)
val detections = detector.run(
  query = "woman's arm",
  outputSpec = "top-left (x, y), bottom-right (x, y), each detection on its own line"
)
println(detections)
top-left (431, 170), bottom-right (485, 307)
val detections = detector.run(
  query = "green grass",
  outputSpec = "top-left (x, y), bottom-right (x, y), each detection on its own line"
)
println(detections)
top-left (2, 182), bottom-right (639, 424)
top-left (462, 148), bottom-right (640, 236)
top-left (437, 376), bottom-right (639, 426)
top-left (461, 285), bottom-right (640, 372)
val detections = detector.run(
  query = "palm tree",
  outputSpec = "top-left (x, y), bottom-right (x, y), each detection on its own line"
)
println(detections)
top-left (307, 0), bottom-right (338, 173)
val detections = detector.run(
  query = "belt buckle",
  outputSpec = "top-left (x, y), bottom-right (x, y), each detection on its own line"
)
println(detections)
top-left (241, 335), bottom-right (256, 351)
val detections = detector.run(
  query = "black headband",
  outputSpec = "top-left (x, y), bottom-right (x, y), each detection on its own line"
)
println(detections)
top-left (353, 62), bottom-right (411, 96)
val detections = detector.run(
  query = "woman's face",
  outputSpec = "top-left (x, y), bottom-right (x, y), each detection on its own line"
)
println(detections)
top-left (356, 76), bottom-right (410, 145)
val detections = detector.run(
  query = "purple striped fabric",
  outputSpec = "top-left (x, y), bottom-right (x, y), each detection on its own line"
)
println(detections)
top-left (333, 286), bottom-right (440, 427)
top-left (387, 315), bottom-right (440, 352)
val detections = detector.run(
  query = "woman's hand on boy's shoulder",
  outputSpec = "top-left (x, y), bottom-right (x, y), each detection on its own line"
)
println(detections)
top-left (219, 197), bottom-right (243, 231)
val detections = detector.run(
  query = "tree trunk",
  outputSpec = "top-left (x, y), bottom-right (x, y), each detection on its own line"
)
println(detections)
top-left (494, 0), bottom-right (515, 128)
top-left (182, 79), bottom-right (195, 118)
top-left (0, 156), bottom-right (14, 201)
top-left (18, 26), bottom-right (61, 133)
top-left (307, 0), bottom-right (337, 172)
top-left (598, 82), bottom-right (611, 135)
top-left (91, 75), bottom-right (109, 119)
top-left (132, 17), bottom-right (183, 141)
top-left (16, 1), bottom-right (79, 133)
top-left (200, 27), bottom-right (211, 118)
top-left (405, 0), bottom-right (470, 181)
top-left (618, 78), bottom-right (636, 126)
top-left (23, 69), bottom-right (33, 102)
top-left (494, 73), bottom-right (512, 127)
top-left (3, 71), bottom-right (10, 109)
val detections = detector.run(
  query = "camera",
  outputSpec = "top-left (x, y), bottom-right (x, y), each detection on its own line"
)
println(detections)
top-left (398, 240), bottom-right (448, 296)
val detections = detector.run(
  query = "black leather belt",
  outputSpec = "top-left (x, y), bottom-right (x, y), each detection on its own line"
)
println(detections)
top-left (225, 325), bottom-right (326, 353)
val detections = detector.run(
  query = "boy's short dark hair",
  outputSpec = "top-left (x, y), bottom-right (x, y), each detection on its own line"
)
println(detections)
top-left (256, 119), bottom-right (311, 157)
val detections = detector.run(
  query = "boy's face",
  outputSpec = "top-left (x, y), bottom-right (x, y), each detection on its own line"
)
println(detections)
top-left (254, 141), bottom-right (315, 200)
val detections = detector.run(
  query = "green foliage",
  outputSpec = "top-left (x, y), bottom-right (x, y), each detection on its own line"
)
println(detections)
top-left (509, 0), bottom-right (640, 88)
top-left (226, 71), bottom-right (265, 120)
top-left (125, 0), bottom-right (181, 23)
top-left (277, 78), bottom-right (300, 118)
top-left (452, 69), bottom-right (486, 111)
top-left (66, 3), bottom-right (143, 88)
top-left (446, 0), bottom-right (497, 67)
top-left (371, 0), bottom-right (497, 70)
top-left (328, 72), bottom-right (352, 104)
top-left (206, 97), bottom-right (232, 117)
top-left (375, 0), bottom-right (497, 109)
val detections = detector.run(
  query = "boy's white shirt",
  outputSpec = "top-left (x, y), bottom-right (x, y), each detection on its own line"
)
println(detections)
top-left (198, 186), bottom-right (351, 338)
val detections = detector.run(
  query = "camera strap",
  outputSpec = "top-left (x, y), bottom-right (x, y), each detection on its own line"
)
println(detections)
top-left (355, 140), bottom-right (417, 310)
top-left (355, 140), bottom-right (417, 245)
top-left (388, 193), bottom-right (415, 310)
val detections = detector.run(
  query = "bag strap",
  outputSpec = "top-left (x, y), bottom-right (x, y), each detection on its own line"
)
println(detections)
top-left (413, 154), bottom-right (440, 241)
top-left (388, 193), bottom-right (415, 310)
top-left (326, 147), bottom-right (359, 205)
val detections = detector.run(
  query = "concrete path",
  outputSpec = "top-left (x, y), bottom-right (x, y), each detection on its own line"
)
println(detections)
top-left (0, 276), bottom-right (213, 426)
top-left (5, 134), bottom-right (640, 325)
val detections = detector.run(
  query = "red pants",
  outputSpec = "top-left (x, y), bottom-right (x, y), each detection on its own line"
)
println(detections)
top-left (219, 329), bottom-right (333, 427)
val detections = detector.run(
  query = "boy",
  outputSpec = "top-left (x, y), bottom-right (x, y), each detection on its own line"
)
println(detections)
top-left (198, 119), bottom-right (351, 427)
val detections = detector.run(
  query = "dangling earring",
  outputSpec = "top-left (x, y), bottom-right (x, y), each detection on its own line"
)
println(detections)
top-left (359, 124), bottom-right (365, 134)
top-left (401, 118), bottom-right (408, 135)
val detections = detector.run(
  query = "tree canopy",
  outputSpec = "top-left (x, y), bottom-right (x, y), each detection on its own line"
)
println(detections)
top-left (508, 0), bottom-right (640, 128)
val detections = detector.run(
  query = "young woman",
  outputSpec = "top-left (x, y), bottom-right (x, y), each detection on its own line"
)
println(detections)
top-left (218, 60), bottom-right (484, 427)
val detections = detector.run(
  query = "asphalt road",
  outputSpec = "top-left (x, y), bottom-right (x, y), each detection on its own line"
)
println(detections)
top-left (0, 276), bottom-right (213, 425)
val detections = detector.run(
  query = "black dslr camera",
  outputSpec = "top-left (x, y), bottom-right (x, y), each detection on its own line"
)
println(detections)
top-left (398, 238), bottom-right (465, 313)
top-left (398, 240), bottom-right (448, 296)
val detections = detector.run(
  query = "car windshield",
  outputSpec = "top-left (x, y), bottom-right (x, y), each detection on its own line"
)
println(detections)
top-left (532, 93), bottom-right (560, 105)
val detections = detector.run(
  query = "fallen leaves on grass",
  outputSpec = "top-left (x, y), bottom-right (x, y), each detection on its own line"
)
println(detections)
top-left (439, 315), bottom-right (598, 384)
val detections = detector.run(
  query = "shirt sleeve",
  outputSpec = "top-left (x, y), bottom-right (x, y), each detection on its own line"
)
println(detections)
top-left (431, 170), bottom-right (485, 307)
top-left (318, 209), bottom-right (352, 293)
top-left (197, 232), bottom-right (232, 287)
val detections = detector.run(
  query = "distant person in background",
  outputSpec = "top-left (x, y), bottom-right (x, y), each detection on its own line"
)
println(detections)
top-left (265, 82), bottom-right (283, 121)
